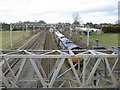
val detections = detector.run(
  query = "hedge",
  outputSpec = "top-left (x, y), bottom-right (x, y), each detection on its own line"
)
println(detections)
top-left (102, 26), bottom-right (120, 33)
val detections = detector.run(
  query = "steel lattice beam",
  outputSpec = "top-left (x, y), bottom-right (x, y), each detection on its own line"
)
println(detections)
top-left (0, 50), bottom-right (119, 88)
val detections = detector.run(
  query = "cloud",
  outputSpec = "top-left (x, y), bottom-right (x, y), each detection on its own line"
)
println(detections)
top-left (81, 12), bottom-right (117, 24)
top-left (0, 0), bottom-right (118, 23)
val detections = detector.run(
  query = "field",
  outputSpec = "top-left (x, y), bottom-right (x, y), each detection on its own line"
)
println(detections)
top-left (81, 33), bottom-right (119, 47)
top-left (0, 31), bottom-right (32, 49)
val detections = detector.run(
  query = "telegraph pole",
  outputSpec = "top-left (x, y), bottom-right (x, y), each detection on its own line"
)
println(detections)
top-left (87, 25), bottom-right (89, 47)
top-left (22, 23), bottom-right (24, 38)
top-left (10, 24), bottom-right (13, 48)
top-left (33, 25), bottom-right (35, 34)
top-left (26, 24), bottom-right (28, 39)
top-left (22, 24), bottom-right (24, 31)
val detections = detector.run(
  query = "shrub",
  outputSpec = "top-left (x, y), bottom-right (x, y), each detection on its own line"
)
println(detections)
top-left (102, 26), bottom-right (120, 33)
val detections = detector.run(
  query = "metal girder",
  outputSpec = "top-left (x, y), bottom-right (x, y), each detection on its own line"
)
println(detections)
top-left (57, 62), bottom-right (78, 78)
top-left (1, 71), bottom-right (11, 88)
top-left (48, 58), bottom-right (60, 78)
top-left (36, 59), bottom-right (47, 78)
top-left (104, 58), bottom-right (118, 87)
top-left (23, 50), bottom-right (47, 78)
top-left (82, 57), bottom-right (87, 86)
top-left (112, 58), bottom-right (119, 71)
top-left (0, 54), bottom-right (118, 59)
top-left (68, 59), bottom-right (82, 86)
top-left (29, 58), bottom-right (47, 87)
top-left (48, 58), bottom-right (65, 87)
top-left (59, 80), bottom-right (67, 88)
top-left (0, 50), bottom-right (119, 88)
top-left (2, 57), bottom-right (16, 79)
top-left (86, 58), bottom-right (102, 85)
top-left (14, 58), bottom-right (26, 85)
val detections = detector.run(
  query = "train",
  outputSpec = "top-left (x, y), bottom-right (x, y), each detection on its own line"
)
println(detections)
top-left (53, 27), bottom-right (83, 68)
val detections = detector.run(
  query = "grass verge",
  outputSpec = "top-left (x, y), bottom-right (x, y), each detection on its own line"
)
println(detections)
top-left (81, 33), bottom-right (119, 47)
top-left (1, 31), bottom-right (33, 49)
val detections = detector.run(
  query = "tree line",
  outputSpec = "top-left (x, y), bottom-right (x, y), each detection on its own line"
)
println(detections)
top-left (1, 20), bottom-right (46, 31)
top-left (101, 26), bottom-right (120, 33)
top-left (2, 23), bottom-right (10, 31)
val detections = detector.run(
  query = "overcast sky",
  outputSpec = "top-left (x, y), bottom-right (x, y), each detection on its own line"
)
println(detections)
top-left (0, 0), bottom-right (119, 24)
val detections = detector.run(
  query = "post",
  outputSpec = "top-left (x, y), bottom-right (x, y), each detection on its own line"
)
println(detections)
top-left (26, 24), bottom-right (28, 39)
top-left (22, 24), bottom-right (24, 31)
top-left (33, 25), bottom-right (35, 34)
top-left (95, 39), bottom-right (99, 48)
top-left (87, 25), bottom-right (89, 47)
top-left (22, 24), bottom-right (24, 38)
top-left (10, 24), bottom-right (13, 48)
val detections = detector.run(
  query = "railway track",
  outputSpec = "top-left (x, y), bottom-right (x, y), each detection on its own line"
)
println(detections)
top-left (19, 29), bottom-right (47, 87)
top-left (1, 27), bottom-right (119, 88)
top-left (2, 28), bottom-right (48, 87)
top-left (40, 29), bottom-right (79, 87)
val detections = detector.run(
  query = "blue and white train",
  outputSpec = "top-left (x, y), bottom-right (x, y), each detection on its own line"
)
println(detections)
top-left (53, 27), bottom-right (83, 64)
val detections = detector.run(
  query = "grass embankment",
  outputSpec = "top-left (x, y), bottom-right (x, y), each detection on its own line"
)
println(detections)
top-left (81, 33), bottom-right (119, 47)
top-left (1, 31), bottom-right (32, 49)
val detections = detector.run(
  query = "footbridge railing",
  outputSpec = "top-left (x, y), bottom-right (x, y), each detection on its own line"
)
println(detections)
top-left (0, 50), bottom-right (119, 88)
